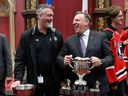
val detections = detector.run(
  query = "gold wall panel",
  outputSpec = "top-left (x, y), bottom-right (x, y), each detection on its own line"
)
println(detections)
top-left (125, 0), bottom-right (128, 26)
top-left (95, 0), bottom-right (111, 31)
top-left (0, 0), bottom-right (9, 16)
top-left (23, 0), bottom-right (38, 29)
top-left (97, 17), bottom-right (105, 31)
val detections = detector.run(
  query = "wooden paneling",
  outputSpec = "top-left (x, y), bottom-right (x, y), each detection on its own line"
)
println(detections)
top-left (89, 0), bottom-right (111, 31)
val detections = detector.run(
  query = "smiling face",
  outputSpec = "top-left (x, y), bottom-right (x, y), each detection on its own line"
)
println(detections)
top-left (73, 13), bottom-right (89, 35)
top-left (106, 6), bottom-right (124, 27)
top-left (38, 8), bottom-right (54, 29)
top-left (112, 10), bottom-right (124, 26)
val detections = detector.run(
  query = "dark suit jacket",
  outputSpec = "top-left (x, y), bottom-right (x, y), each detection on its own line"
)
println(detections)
top-left (57, 30), bottom-right (114, 94)
top-left (0, 33), bottom-right (12, 81)
top-left (14, 27), bottom-right (63, 85)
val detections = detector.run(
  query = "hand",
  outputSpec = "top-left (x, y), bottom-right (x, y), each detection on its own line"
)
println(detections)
top-left (64, 55), bottom-right (73, 65)
top-left (123, 39), bottom-right (128, 45)
top-left (10, 80), bottom-right (21, 90)
top-left (5, 77), bottom-right (13, 84)
top-left (91, 56), bottom-right (102, 67)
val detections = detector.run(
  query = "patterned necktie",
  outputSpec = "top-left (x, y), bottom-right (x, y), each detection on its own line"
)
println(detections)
top-left (80, 35), bottom-right (86, 57)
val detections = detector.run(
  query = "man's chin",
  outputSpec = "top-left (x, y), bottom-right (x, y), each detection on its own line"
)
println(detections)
top-left (46, 25), bottom-right (51, 28)
top-left (75, 31), bottom-right (81, 35)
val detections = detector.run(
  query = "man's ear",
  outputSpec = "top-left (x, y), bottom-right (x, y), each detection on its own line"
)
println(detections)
top-left (84, 20), bottom-right (89, 26)
top-left (38, 12), bottom-right (43, 19)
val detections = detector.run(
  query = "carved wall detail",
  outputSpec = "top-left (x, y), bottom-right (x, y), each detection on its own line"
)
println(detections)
top-left (31, 17), bottom-right (37, 27)
top-left (97, 17), bottom-right (105, 31)
top-left (94, 0), bottom-right (111, 31)
top-left (0, 0), bottom-right (10, 16)
top-left (23, 0), bottom-right (38, 29)
top-left (98, 0), bottom-right (105, 8)
top-left (31, 0), bottom-right (37, 9)
top-left (125, 0), bottom-right (128, 26)
top-left (0, 0), bottom-right (16, 64)
top-left (105, 0), bottom-right (110, 8)
top-left (25, 0), bottom-right (38, 10)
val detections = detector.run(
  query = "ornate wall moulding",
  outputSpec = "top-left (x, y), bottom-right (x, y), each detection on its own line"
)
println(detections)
top-left (0, 0), bottom-right (9, 16)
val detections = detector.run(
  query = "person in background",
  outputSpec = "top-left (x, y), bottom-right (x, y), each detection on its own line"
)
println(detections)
top-left (121, 28), bottom-right (128, 72)
top-left (0, 33), bottom-right (12, 96)
top-left (11, 4), bottom-right (63, 96)
top-left (57, 11), bottom-right (113, 96)
top-left (120, 27), bottom-right (128, 95)
top-left (104, 5), bottom-right (128, 96)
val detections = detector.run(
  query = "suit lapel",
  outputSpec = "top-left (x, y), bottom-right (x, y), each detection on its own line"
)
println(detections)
top-left (29, 34), bottom-right (37, 75)
top-left (74, 35), bottom-right (83, 57)
top-left (86, 31), bottom-right (95, 56)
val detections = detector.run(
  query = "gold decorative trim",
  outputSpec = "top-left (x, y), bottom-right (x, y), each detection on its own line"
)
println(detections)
top-left (98, 0), bottom-right (105, 8)
top-left (0, 0), bottom-right (10, 16)
top-left (31, 17), bottom-right (37, 27)
top-left (125, 0), bottom-right (128, 26)
top-left (7, 0), bottom-right (16, 65)
top-left (0, 0), bottom-right (15, 64)
top-left (31, 0), bottom-right (37, 9)
top-left (0, 12), bottom-right (9, 16)
top-left (97, 17), bottom-right (105, 31)
top-left (105, 0), bottom-right (110, 8)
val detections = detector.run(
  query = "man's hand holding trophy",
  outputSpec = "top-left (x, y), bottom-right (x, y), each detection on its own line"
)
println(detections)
top-left (64, 55), bottom-right (96, 92)
top-left (63, 55), bottom-right (101, 94)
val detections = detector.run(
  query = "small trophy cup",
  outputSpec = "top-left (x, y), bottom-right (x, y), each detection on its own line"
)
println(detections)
top-left (71, 57), bottom-right (93, 93)
top-left (90, 81), bottom-right (100, 92)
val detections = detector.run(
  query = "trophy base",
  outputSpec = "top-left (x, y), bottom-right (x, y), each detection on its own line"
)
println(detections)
top-left (60, 88), bottom-right (71, 96)
top-left (72, 84), bottom-right (89, 93)
top-left (90, 88), bottom-right (100, 93)
top-left (74, 80), bottom-right (87, 85)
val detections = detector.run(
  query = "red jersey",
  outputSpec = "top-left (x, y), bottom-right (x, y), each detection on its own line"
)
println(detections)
top-left (104, 28), bottom-right (127, 84)
top-left (120, 30), bottom-right (128, 76)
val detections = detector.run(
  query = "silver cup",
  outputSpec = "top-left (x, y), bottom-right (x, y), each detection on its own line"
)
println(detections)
top-left (12, 84), bottom-right (36, 96)
top-left (73, 57), bottom-right (92, 86)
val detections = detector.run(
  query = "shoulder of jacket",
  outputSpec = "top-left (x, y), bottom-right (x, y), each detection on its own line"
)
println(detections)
top-left (103, 28), bottom-right (115, 33)
top-left (21, 27), bottom-right (34, 38)
top-left (66, 34), bottom-right (77, 41)
top-left (0, 33), bottom-right (6, 38)
top-left (53, 29), bottom-right (62, 36)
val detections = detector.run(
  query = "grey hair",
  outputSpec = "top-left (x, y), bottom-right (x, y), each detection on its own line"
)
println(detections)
top-left (36, 4), bottom-right (54, 16)
top-left (76, 11), bottom-right (92, 23)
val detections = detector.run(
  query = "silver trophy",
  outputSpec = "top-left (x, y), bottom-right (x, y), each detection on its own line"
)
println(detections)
top-left (70, 57), bottom-right (94, 92)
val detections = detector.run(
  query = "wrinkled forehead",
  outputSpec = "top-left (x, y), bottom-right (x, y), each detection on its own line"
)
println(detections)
top-left (74, 14), bottom-right (85, 20)
top-left (43, 8), bottom-right (54, 14)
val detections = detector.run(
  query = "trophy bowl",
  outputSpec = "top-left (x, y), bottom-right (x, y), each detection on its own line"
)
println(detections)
top-left (12, 84), bottom-right (36, 96)
top-left (74, 57), bottom-right (91, 75)
top-left (72, 57), bottom-right (93, 93)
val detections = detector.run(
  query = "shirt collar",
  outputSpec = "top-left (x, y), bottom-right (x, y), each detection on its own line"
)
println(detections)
top-left (35, 27), bottom-right (52, 35)
top-left (83, 29), bottom-right (90, 37)
top-left (107, 25), bottom-right (117, 31)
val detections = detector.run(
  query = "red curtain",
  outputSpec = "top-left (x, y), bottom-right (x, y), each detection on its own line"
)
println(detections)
top-left (0, 17), bottom-right (10, 42)
top-left (39, 0), bottom-right (45, 4)
top-left (53, 0), bottom-right (82, 39)
top-left (88, 0), bottom-right (96, 29)
top-left (15, 0), bottom-right (24, 48)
